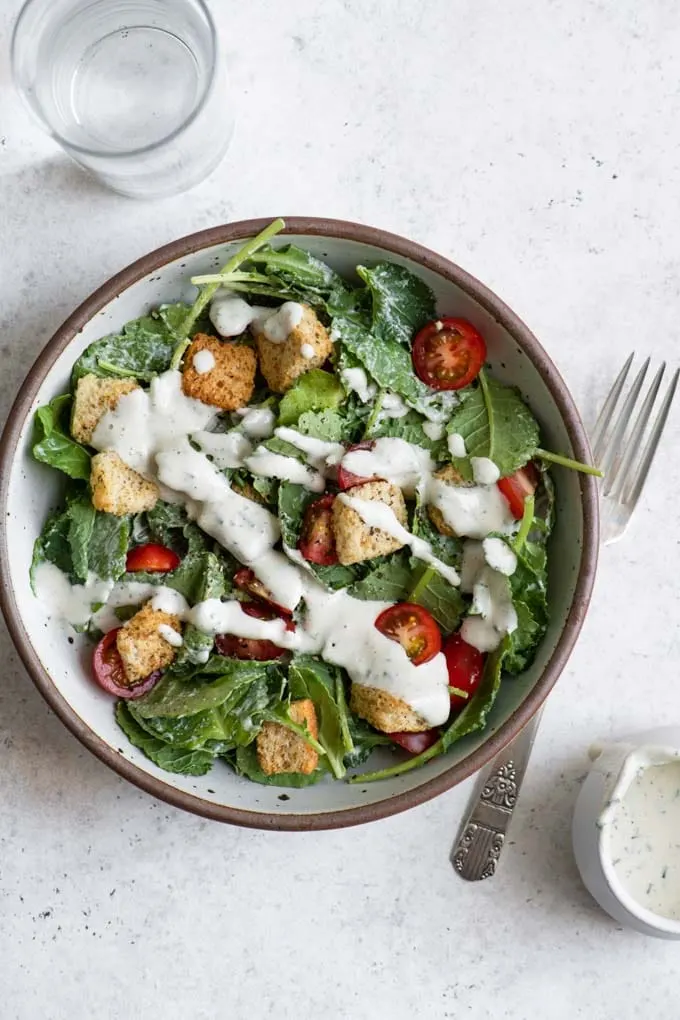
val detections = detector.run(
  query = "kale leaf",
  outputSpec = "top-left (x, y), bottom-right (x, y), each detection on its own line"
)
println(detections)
top-left (32, 395), bottom-right (91, 480)
top-left (356, 262), bottom-right (435, 348)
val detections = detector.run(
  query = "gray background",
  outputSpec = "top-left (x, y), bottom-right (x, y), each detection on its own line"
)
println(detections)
top-left (1, 1), bottom-right (679, 1017)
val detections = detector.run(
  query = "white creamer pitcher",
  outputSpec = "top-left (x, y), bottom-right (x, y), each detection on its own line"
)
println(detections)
top-left (572, 726), bottom-right (680, 939)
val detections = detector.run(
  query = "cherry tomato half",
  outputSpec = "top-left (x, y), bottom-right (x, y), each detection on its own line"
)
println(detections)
top-left (389, 729), bottom-right (440, 754)
top-left (92, 628), bottom-right (161, 699)
top-left (337, 441), bottom-right (376, 491)
top-left (443, 631), bottom-right (484, 712)
top-left (412, 317), bottom-right (486, 391)
top-left (298, 494), bottom-right (338, 565)
top-left (126, 543), bottom-right (180, 573)
top-left (374, 602), bottom-right (442, 665)
top-left (233, 567), bottom-right (292, 616)
top-left (214, 603), bottom-right (293, 661)
top-left (497, 463), bottom-right (540, 520)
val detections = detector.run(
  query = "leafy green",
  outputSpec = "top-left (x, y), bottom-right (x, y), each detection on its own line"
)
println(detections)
top-left (288, 657), bottom-right (353, 779)
top-left (127, 704), bottom-right (234, 752)
top-left (65, 494), bottom-right (96, 581)
top-left (72, 314), bottom-right (179, 383)
top-left (296, 409), bottom-right (346, 442)
top-left (352, 639), bottom-right (509, 783)
top-left (445, 371), bottom-right (540, 476)
top-left (116, 703), bottom-right (216, 775)
top-left (407, 563), bottom-right (465, 634)
top-left (506, 538), bottom-right (549, 674)
top-left (233, 743), bottom-right (325, 787)
top-left (170, 551), bottom-right (228, 667)
top-left (133, 660), bottom-right (277, 721)
top-left (87, 512), bottom-right (131, 581)
top-left (30, 510), bottom-right (72, 589)
top-left (32, 395), bottom-right (91, 480)
top-left (412, 505), bottom-right (463, 568)
top-left (349, 553), bottom-right (412, 602)
top-left (278, 370), bottom-right (345, 426)
top-left (366, 408), bottom-right (446, 457)
top-left (343, 716), bottom-right (392, 769)
top-left (356, 262), bottom-right (435, 347)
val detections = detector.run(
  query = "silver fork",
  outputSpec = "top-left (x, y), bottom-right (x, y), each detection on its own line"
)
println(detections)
top-left (451, 355), bottom-right (678, 881)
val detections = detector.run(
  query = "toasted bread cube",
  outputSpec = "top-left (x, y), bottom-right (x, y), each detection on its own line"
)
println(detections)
top-left (116, 603), bottom-right (182, 685)
top-left (427, 463), bottom-right (470, 537)
top-left (256, 699), bottom-right (319, 776)
top-left (71, 374), bottom-right (139, 444)
top-left (254, 305), bottom-right (332, 393)
top-left (350, 684), bottom-right (429, 733)
top-left (90, 451), bottom-right (159, 516)
top-left (182, 334), bottom-right (257, 410)
top-left (332, 480), bottom-right (407, 565)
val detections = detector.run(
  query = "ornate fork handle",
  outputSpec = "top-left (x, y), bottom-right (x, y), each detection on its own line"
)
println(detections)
top-left (451, 709), bottom-right (543, 881)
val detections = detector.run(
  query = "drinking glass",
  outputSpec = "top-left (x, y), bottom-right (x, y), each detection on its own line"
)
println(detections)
top-left (11, 0), bottom-right (232, 199)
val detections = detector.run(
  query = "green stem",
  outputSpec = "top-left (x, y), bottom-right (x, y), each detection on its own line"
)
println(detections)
top-left (170, 217), bottom-right (286, 369)
top-left (535, 448), bottom-right (602, 477)
top-left (349, 736), bottom-right (445, 783)
top-left (96, 360), bottom-right (150, 380)
top-left (512, 494), bottom-right (534, 554)
top-left (189, 270), bottom-right (274, 286)
top-left (363, 390), bottom-right (386, 436)
top-left (408, 564), bottom-right (436, 603)
top-left (477, 369), bottom-right (495, 459)
top-left (274, 716), bottom-right (326, 757)
top-left (448, 686), bottom-right (470, 700)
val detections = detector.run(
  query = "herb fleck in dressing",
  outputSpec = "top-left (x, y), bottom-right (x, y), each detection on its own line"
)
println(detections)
top-left (607, 760), bottom-right (680, 920)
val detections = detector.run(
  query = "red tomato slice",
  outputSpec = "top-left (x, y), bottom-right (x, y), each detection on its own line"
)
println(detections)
top-left (92, 629), bottom-right (161, 699)
top-left (233, 567), bottom-right (292, 616)
top-left (412, 317), bottom-right (486, 390)
top-left (389, 729), bottom-right (440, 754)
top-left (374, 602), bottom-right (442, 665)
top-left (214, 603), bottom-right (293, 661)
top-left (497, 463), bottom-right (540, 520)
top-left (337, 441), bottom-right (376, 490)
top-left (298, 494), bottom-right (338, 565)
top-left (443, 631), bottom-right (485, 712)
top-left (126, 543), bottom-right (180, 573)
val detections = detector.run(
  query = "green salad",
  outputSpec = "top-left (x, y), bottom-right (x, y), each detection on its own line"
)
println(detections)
top-left (30, 218), bottom-right (597, 786)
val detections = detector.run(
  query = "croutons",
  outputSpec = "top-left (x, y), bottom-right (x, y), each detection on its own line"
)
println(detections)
top-left (256, 699), bottom-right (319, 776)
top-left (116, 604), bottom-right (182, 685)
top-left (350, 684), bottom-right (430, 733)
top-left (427, 464), bottom-right (470, 537)
top-left (254, 305), bottom-right (332, 393)
top-left (182, 333), bottom-right (257, 410)
top-left (71, 374), bottom-right (139, 444)
top-left (90, 451), bottom-right (159, 516)
top-left (332, 480), bottom-right (407, 565)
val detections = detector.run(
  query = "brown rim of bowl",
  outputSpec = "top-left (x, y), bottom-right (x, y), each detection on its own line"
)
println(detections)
top-left (0, 216), bottom-right (599, 831)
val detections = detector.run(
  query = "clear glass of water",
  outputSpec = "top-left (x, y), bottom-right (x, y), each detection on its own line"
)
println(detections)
top-left (11, 0), bottom-right (232, 199)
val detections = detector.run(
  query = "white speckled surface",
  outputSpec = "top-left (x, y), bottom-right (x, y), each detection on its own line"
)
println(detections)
top-left (2, 1), bottom-right (680, 1016)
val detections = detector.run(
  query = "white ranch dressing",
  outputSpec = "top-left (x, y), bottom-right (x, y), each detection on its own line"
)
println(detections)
top-left (428, 478), bottom-right (515, 539)
top-left (482, 536), bottom-right (517, 576)
top-left (447, 432), bottom-right (467, 458)
top-left (158, 623), bottom-right (183, 647)
top-left (274, 427), bottom-right (345, 471)
top-left (422, 421), bottom-right (445, 442)
top-left (91, 370), bottom-right (218, 485)
top-left (338, 494), bottom-right (461, 586)
top-left (300, 343), bottom-right (315, 360)
top-left (33, 563), bottom-right (113, 628)
top-left (210, 293), bottom-right (305, 343)
top-left (340, 437), bottom-right (434, 497)
top-left (259, 302), bottom-right (304, 343)
top-left (243, 448), bottom-right (325, 492)
top-left (470, 456), bottom-right (501, 485)
top-left (191, 430), bottom-right (253, 470)
top-left (92, 581), bottom-right (176, 632)
top-left (235, 405), bottom-right (277, 440)
top-left (602, 747), bottom-right (680, 920)
top-left (379, 392), bottom-right (409, 419)
top-left (459, 541), bottom-right (517, 652)
top-left (340, 366), bottom-right (377, 403)
top-left (192, 350), bottom-right (215, 374)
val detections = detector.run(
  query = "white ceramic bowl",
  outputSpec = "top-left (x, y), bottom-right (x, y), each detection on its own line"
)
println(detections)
top-left (573, 726), bottom-right (680, 939)
top-left (0, 218), bottom-right (599, 829)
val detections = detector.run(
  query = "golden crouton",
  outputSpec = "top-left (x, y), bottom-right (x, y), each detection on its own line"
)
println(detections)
top-left (332, 480), bottom-right (407, 565)
top-left (71, 374), bottom-right (139, 444)
top-left (182, 334), bottom-right (256, 410)
top-left (254, 304), bottom-right (332, 393)
top-left (256, 699), bottom-right (319, 776)
top-left (428, 463), bottom-right (470, 537)
top-left (90, 451), bottom-right (159, 516)
top-left (350, 684), bottom-right (430, 734)
top-left (116, 603), bottom-right (182, 685)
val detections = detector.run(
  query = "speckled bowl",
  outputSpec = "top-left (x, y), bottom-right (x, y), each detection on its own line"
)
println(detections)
top-left (0, 217), bottom-right (599, 830)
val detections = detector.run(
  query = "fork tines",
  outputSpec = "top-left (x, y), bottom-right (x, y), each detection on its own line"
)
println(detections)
top-left (592, 353), bottom-right (679, 509)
